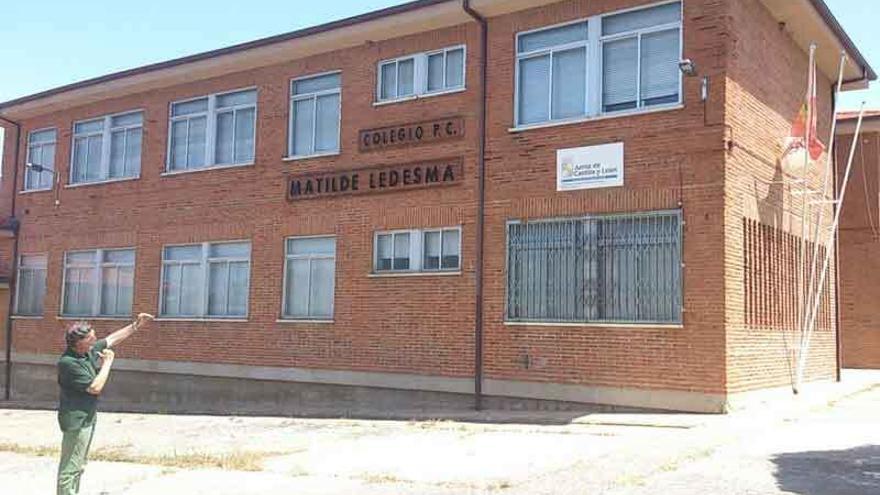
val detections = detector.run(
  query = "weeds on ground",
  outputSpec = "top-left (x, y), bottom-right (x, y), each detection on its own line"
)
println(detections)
top-left (0, 442), bottom-right (277, 471)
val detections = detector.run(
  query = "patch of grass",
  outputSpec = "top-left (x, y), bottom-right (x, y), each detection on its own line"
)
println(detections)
top-left (0, 442), bottom-right (60, 457)
top-left (361, 473), bottom-right (407, 484)
top-left (0, 442), bottom-right (277, 472)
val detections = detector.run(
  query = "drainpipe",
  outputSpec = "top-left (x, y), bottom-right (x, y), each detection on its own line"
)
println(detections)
top-left (0, 114), bottom-right (22, 401)
top-left (462, 0), bottom-right (487, 410)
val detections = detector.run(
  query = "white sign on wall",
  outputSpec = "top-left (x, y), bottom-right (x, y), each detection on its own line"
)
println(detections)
top-left (557, 142), bottom-right (624, 191)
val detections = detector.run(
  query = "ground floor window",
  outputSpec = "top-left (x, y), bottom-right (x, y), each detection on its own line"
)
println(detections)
top-left (62, 248), bottom-right (135, 317)
top-left (506, 210), bottom-right (682, 324)
top-left (14, 254), bottom-right (47, 316)
top-left (160, 241), bottom-right (251, 318)
top-left (283, 236), bottom-right (336, 320)
top-left (374, 227), bottom-right (461, 273)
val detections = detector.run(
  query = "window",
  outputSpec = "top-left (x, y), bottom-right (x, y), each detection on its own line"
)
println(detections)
top-left (14, 254), bottom-right (47, 316)
top-left (377, 46), bottom-right (465, 102)
top-left (283, 236), bottom-right (336, 320)
top-left (160, 241), bottom-right (251, 318)
top-left (168, 89), bottom-right (256, 172)
top-left (71, 111), bottom-right (143, 184)
top-left (289, 73), bottom-right (341, 157)
top-left (514, 2), bottom-right (682, 127)
top-left (24, 129), bottom-right (56, 191)
top-left (62, 249), bottom-right (135, 317)
top-left (374, 227), bottom-right (461, 273)
top-left (506, 211), bottom-right (681, 324)
top-left (601, 2), bottom-right (682, 112)
top-left (516, 21), bottom-right (589, 126)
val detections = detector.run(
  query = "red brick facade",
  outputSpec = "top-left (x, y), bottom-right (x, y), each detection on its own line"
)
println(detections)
top-left (837, 118), bottom-right (880, 369)
top-left (0, 0), bottom-right (870, 411)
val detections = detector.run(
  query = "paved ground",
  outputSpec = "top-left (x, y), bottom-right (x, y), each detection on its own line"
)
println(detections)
top-left (1, 378), bottom-right (878, 494)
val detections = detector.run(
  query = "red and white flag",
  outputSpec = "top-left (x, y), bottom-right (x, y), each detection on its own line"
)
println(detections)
top-left (782, 46), bottom-right (825, 172)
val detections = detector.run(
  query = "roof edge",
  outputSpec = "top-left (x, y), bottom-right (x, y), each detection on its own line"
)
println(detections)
top-left (810, 0), bottom-right (876, 82)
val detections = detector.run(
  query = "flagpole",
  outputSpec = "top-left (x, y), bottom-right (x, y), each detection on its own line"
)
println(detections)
top-left (797, 52), bottom-right (847, 393)
top-left (794, 44), bottom-right (816, 393)
top-left (796, 103), bottom-right (866, 390)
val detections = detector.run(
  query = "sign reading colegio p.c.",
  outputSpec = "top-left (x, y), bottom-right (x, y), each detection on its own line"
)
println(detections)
top-left (287, 158), bottom-right (463, 201)
top-left (359, 117), bottom-right (464, 152)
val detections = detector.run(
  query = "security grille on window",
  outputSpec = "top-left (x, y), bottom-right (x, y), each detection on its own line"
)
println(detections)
top-left (514, 2), bottom-right (681, 127)
top-left (601, 2), bottom-right (682, 112)
top-left (283, 236), bottom-right (336, 320)
top-left (160, 241), bottom-right (251, 318)
top-left (378, 46), bottom-right (465, 102)
top-left (506, 211), bottom-right (682, 324)
top-left (71, 111), bottom-right (143, 184)
top-left (374, 228), bottom-right (461, 273)
top-left (25, 129), bottom-right (56, 191)
top-left (14, 254), bottom-right (47, 316)
top-left (289, 73), bottom-right (341, 157)
top-left (62, 249), bottom-right (135, 317)
top-left (168, 89), bottom-right (256, 172)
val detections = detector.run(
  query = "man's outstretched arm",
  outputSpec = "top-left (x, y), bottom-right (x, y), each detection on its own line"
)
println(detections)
top-left (106, 313), bottom-right (154, 349)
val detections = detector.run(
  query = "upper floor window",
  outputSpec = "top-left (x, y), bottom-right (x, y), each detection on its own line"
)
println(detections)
top-left (14, 254), bottom-right (47, 316)
top-left (289, 72), bottom-right (341, 158)
top-left (377, 45), bottom-right (465, 103)
top-left (25, 129), bottom-right (56, 191)
top-left (62, 248), bottom-right (135, 317)
top-left (71, 111), bottom-right (142, 184)
top-left (516, 21), bottom-right (589, 126)
top-left (168, 89), bottom-right (256, 172)
top-left (514, 2), bottom-right (681, 127)
top-left (160, 241), bottom-right (251, 318)
top-left (601, 2), bottom-right (682, 112)
top-left (374, 227), bottom-right (461, 274)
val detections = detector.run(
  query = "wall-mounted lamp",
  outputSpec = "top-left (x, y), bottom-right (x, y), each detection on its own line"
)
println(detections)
top-left (678, 58), bottom-right (697, 77)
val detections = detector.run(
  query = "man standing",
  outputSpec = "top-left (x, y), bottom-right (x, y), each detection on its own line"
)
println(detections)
top-left (56, 313), bottom-right (154, 495)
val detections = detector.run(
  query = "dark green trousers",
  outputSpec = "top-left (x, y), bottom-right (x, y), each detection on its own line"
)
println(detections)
top-left (57, 422), bottom-right (95, 495)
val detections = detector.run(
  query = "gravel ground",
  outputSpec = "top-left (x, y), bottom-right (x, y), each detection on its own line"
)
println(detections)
top-left (1, 374), bottom-right (878, 495)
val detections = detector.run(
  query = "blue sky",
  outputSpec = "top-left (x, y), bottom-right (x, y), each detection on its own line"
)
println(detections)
top-left (0, 0), bottom-right (877, 110)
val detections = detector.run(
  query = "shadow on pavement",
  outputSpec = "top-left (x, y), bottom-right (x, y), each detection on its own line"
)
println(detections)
top-left (773, 444), bottom-right (880, 495)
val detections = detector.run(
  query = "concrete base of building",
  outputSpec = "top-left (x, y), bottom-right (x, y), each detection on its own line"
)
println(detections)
top-left (5, 353), bottom-right (731, 414)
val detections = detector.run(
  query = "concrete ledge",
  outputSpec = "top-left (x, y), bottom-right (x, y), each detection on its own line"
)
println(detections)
top-left (8, 353), bottom-right (728, 413)
top-left (484, 379), bottom-right (727, 414)
top-left (11, 352), bottom-right (473, 395)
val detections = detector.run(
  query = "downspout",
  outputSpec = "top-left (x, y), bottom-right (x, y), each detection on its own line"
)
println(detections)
top-left (0, 114), bottom-right (22, 401)
top-left (462, 0), bottom-right (487, 410)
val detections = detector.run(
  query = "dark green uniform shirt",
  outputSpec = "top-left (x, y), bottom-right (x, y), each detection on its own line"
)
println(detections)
top-left (57, 339), bottom-right (108, 432)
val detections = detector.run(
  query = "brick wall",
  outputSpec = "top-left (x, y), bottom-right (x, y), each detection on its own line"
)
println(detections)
top-left (0, 0), bottom-right (848, 403)
top-left (723, 0), bottom-right (838, 393)
top-left (837, 129), bottom-right (880, 368)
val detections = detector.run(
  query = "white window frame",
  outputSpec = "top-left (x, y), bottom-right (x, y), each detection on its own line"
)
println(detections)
top-left (281, 235), bottom-right (337, 321)
top-left (14, 253), bottom-right (48, 316)
top-left (421, 227), bottom-right (462, 272)
top-left (376, 45), bottom-right (467, 104)
top-left (165, 87), bottom-right (257, 174)
top-left (24, 128), bottom-right (56, 192)
top-left (513, 0), bottom-right (682, 129)
top-left (599, 3), bottom-right (683, 115)
top-left (287, 71), bottom-right (342, 159)
top-left (158, 240), bottom-right (251, 319)
top-left (70, 110), bottom-right (143, 185)
top-left (60, 248), bottom-right (136, 317)
top-left (514, 20), bottom-right (590, 127)
top-left (373, 226), bottom-right (461, 274)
